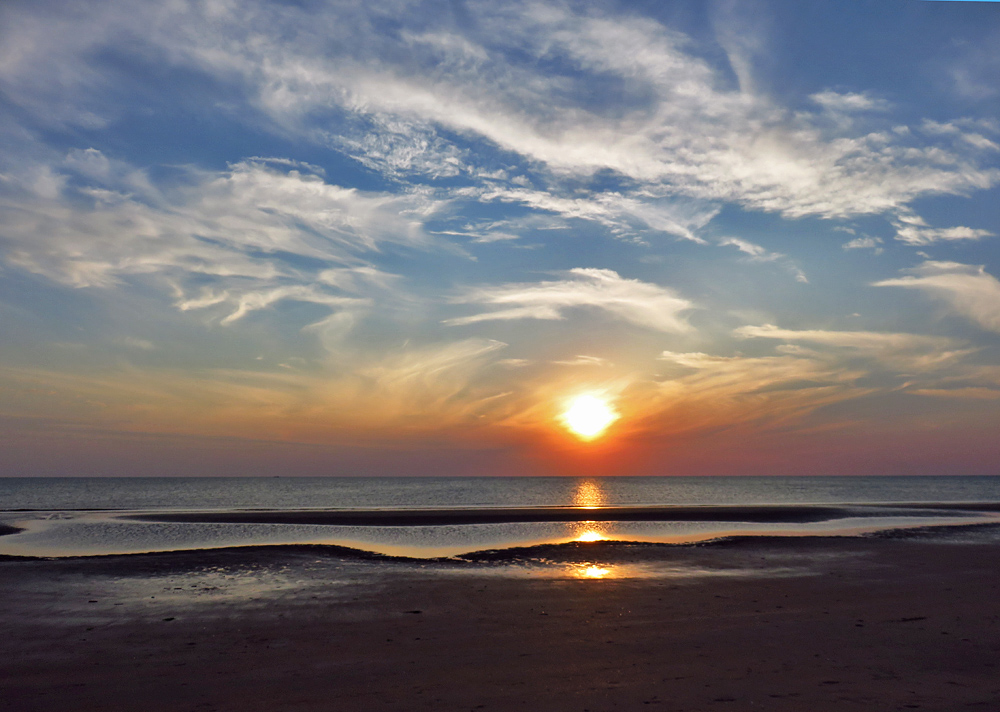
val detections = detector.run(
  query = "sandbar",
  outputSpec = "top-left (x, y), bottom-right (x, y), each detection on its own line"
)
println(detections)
top-left (122, 501), bottom-right (1000, 527)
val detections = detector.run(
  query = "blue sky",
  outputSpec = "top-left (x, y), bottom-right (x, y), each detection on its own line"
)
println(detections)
top-left (1, 0), bottom-right (998, 476)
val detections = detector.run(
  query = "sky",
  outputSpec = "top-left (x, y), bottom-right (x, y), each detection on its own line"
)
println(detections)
top-left (1, 0), bottom-right (999, 477)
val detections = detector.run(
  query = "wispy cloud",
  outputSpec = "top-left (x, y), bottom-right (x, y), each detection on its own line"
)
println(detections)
top-left (4, 0), bottom-right (997, 238)
top-left (874, 261), bottom-right (1000, 332)
top-left (892, 212), bottom-right (993, 245)
top-left (0, 155), bottom-right (443, 326)
top-left (641, 316), bottom-right (986, 438)
top-left (552, 355), bottom-right (613, 367)
top-left (202, 286), bottom-right (367, 326)
top-left (0, 334), bottom-right (514, 438)
top-left (719, 237), bottom-right (808, 282)
top-left (735, 324), bottom-right (971, 371)
top-left (649, 349), bottom-right (871, 434)
top-left (896, 225), bottom-right (993, 246)
top-left (810, 90), bottom-right (889, 114)
top-left (355, 338), bottom-right (510, 422)
top-left (446, 268), bottom-right (694, 333)
top-left (465, 185), bottom-right (718, 243)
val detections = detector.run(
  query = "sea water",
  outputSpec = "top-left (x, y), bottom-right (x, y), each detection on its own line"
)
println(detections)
top-left (1, 476), bottom-right (999, 558)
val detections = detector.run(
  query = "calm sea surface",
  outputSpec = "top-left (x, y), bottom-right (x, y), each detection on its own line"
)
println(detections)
top-left (2, 476), bottom-right (999, 558)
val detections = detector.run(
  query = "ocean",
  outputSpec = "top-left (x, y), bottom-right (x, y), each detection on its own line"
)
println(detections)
top-left (2, 476), bottom-right (999, 559)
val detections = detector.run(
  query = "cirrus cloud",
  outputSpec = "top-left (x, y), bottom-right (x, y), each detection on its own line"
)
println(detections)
top-left (2, 0), bottom-right (997, 240)
top-left (874, 261), bottom-right (1000, 333)
top-left (445, 268), bottom-right (694, 333)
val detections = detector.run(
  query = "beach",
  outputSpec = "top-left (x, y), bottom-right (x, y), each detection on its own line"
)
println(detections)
top-left (4, 529), bottom-right (1000, 712)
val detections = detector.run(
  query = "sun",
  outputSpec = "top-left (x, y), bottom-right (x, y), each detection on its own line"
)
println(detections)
top-left (561, 394), bottom-right (619, 440)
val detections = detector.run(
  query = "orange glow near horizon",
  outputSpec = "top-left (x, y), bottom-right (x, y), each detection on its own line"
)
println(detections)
top-left (561, 394), bottom-right (619, 440)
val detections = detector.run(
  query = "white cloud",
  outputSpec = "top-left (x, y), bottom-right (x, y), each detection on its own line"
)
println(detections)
top-left (896, 225), bottom-right (995, 245)
top-left (3, 0), bottom-right (995, 235)
top-left (895, 225), bottom-right (993, 246)
top-left (446, 268), bottom-right (693, 333)
top-left (891, 211), bottom-right (993, 246)
top-left (874, 261), bottom-right (1000, 332)
top-left (843, 236), bottom-right (883, 252)
top-left (0, 2), bottom-right (121, 128)
top-left (920, 120), bottom-right (1000, 152)
top-left (1, 153), bottom-right (441, 285)
top-left (0, 152), bottom-right (455, 339)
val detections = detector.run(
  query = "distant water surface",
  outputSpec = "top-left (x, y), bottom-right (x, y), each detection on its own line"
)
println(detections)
top-left (5, 475), bottom-right (1000, 511)
top-left (1, 476), bottom-right (999, 558)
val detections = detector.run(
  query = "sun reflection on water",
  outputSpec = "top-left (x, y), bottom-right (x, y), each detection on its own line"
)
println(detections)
top-left (572, 479), bottom-right (607, 509)
top-left (575, 529), bottom-right (605, 542)
top-left (573, 564), bottom-right (613, 579)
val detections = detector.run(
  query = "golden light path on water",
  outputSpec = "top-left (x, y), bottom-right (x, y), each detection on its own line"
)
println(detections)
top-left (571, 479), bottom-right (610, 544)
top-left (568, 479), bottom-right (612, 575)
top-left (572, 479), bottom-right (607, 508)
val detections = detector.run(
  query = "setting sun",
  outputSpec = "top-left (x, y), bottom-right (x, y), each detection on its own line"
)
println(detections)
top-left (561, 395), bottom-right (619, 440)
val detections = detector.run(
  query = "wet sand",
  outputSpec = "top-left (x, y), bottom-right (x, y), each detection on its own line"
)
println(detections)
top-left (3, 531), bottom-right (1000, 712)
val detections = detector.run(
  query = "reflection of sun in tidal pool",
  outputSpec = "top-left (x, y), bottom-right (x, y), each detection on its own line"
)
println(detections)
top-left (561, 395), bottom-right (618, 440)
top-left (577, 565), bottom-right (611, 579)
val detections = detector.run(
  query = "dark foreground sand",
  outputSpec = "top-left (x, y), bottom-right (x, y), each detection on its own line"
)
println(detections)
top-left (3, 530), bottom-right (1000, 712)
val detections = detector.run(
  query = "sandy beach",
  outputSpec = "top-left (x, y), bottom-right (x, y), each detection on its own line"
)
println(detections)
top-left (3, 529), bottom-right (1000, 712)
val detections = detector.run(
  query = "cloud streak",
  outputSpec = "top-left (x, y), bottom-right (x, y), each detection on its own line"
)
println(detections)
top-left (892, 212), bottom-right (993, 245)
top-left (735, 324), bottom-right (972, 371)
top-left (446, 268), bottom-right (694, 333)
top-left (874, 261), bottom-right (1000, 333)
